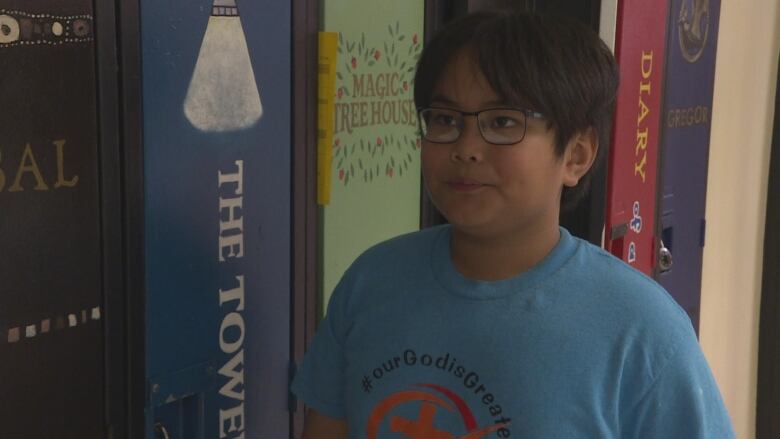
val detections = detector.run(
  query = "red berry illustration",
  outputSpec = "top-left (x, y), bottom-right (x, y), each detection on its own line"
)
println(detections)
top-left (388, 168), bottom-right (395, 178)
top-left (337, 88), bottom-right (343, 99)
top-left (376, 137), bottom-right (383, 146)
top-left (413, 34), bottom-right (418, 45)
top-left (374, 50), bottom-right (381, 60)
top-left (351, 57), bottom-right (357, 69)
top-left (335, 138), bottom-right (340, 146)
top-left (339, 169), bottom-right (345, 180)
top-left (403, 81), bottom-right (409, 91)
top-left (416, 138), bottom-right (421, 148)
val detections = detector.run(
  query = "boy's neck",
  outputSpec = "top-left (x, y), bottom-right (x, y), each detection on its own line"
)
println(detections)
top-left (449, 223), bottom-right (562, 281)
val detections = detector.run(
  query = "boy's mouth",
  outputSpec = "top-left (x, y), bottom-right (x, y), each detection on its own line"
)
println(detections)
top-left (447, 179), bottom-right (488, 192)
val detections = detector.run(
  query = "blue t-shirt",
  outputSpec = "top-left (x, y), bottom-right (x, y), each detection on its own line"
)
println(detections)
top-left (291, 226), bottom-right (734, 438)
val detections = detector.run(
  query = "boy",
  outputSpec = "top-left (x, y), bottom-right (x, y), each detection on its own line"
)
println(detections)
top-left (292, 9), bottom-right (734, 438)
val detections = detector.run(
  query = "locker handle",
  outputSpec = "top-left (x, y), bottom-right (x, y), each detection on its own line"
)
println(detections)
top-left (155, 423), bottom-right (170, 439)
top-left (658, 239), bottom-right (673, 272)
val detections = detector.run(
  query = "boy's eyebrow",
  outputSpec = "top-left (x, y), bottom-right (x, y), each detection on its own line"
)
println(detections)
top-left (429, 95), bottom-right (508, 107)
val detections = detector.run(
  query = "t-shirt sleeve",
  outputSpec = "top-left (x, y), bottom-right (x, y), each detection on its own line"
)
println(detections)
top-left (290, 288), bottom-right (348, 419)
top-left (623, 331), bottom-right (735, 439)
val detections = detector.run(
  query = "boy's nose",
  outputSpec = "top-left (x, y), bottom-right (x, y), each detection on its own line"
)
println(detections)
top-left (450, 117), bottom-right (486, 163)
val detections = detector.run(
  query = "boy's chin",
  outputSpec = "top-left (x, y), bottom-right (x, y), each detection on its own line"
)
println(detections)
top-left (446, 218), bottom-right (508, 239)
top-left (446, 214), bottom-right (561, 242)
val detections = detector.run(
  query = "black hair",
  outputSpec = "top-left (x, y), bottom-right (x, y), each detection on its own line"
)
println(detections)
top-left (414, 9), bottom-right (619, 210)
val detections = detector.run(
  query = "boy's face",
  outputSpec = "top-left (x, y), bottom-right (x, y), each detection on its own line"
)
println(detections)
top-left (421, 50), bottom-right (572, 240)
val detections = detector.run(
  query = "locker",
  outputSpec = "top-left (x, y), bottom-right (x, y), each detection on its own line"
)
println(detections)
top-left (0, 1), bottom-right (104, 436)
top-left (1, 0), bottom-right (294, 437)
top-left (604, 0), bottom-right (669, 276)
top-left (656, 0), bottom-right (722, 333)
top-left (139, 0), bottom-right (292, 437)
top-left (317, 0), bottom-right (426, 314)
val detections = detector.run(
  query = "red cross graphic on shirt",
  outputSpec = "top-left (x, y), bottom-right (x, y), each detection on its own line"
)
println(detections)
top-left (390, 401), bottom-right (453, 439)
top-left (366, 385), bottom-right (510, 439)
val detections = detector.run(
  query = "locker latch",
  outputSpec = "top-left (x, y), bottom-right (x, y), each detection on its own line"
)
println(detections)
top-left (658, 239), bottom-right (673, 272)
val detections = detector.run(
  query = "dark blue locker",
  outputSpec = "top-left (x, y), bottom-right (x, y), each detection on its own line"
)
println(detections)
top-left (140, 0), bottom-right (292, 437)
top-left (656, 0), bottom-right (722, 333)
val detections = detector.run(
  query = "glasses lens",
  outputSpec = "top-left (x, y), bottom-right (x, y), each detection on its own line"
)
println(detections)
top-left (479, 109), bottom-right (528, 144)
top-left (420, 108), bottom-right (461, 143)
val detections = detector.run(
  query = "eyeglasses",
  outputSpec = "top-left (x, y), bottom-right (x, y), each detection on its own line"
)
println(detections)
top-left (418, 107), bottom-right (545, 145)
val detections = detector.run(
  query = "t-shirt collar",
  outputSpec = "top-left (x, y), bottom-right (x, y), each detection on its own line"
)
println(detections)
top-left (431, 226), bottom-right (577, 300)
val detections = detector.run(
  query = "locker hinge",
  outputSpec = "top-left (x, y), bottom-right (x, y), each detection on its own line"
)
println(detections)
top-left (288, 361), bottom-right (298, 413)
top-left (700, 218), bottom-right (706, 247)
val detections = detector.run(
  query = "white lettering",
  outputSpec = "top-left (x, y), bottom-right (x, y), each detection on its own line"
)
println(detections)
top-left (219, 275), bottom-right (245, 311)
top-left (218, 160), bottom-right (244, 261)
top-left (218, 349), bottom-right (245, 401)
top-left (217, 160), bottom-right (247, 438)
top-left (218, 160), bottom-right (243, 194)
top-left (219, 403), bottom-right (244, 438)
top-left (219, 312), bottom-right (245, 354)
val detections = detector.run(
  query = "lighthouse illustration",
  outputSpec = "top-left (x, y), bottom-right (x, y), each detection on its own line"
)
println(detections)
top-left (183, 0), bottom-right (263, 132)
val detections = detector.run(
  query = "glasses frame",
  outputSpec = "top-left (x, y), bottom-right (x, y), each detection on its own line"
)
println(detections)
top-left (417, 106), bottom-right (546, 145)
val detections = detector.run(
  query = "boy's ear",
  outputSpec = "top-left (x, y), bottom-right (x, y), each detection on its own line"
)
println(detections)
top-left (562, 127), bottom-right (598, 188)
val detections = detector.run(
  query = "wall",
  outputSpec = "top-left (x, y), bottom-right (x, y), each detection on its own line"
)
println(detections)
top-left (700, 1), bottom-right (780, 437)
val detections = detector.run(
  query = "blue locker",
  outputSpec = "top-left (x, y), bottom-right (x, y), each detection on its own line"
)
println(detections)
top-left (140, 0), bottom-right (292, 437)
top-left (656, 0), bottom-right (722, 333)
